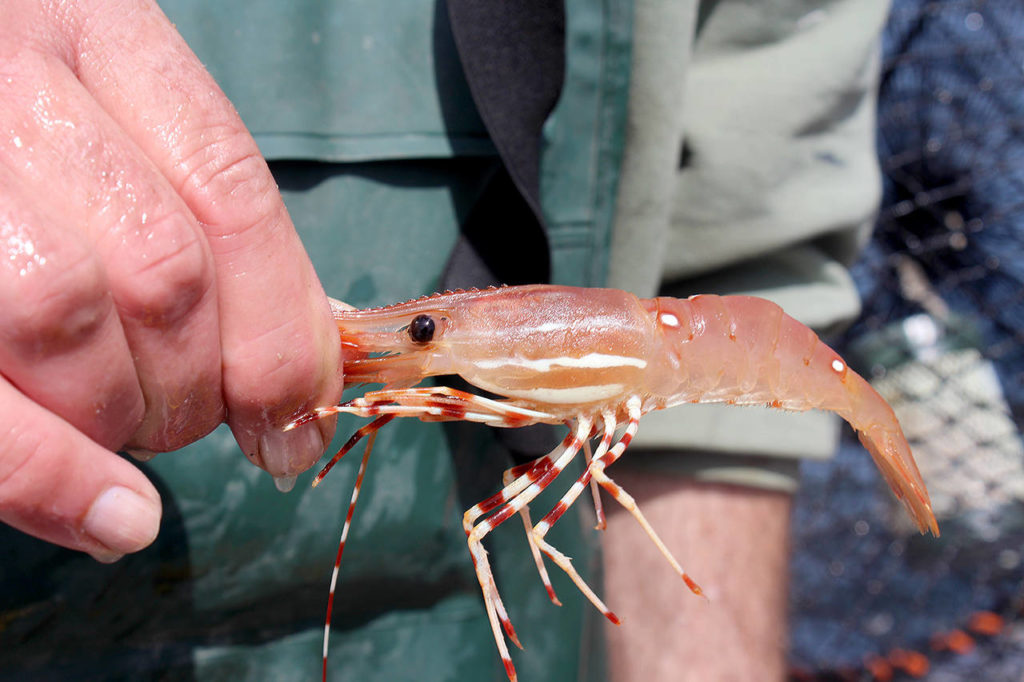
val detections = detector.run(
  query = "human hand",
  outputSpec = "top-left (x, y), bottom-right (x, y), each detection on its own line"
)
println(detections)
top-left (0, 1), bottom-right (343, 561)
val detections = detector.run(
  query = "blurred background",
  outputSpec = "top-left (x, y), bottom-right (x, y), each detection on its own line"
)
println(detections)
top-left (788, 0), bottom-right (1024, 679)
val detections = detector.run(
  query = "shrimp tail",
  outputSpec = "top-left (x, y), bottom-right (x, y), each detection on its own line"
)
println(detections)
top-left (845, 379), bottom-right (940, 537)
top-left (654, 294), bottom-right (939, 537)
top-left (856, 428), bottom-right (939, 537)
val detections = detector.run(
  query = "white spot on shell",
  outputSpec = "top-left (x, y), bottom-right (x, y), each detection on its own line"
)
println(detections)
top-left (660, 313), bottom-right (680, 328)
top-left (831, 359), bottom-right (845, 373)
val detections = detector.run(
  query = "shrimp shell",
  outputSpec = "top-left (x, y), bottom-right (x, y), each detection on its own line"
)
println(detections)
top-left (293, 284), bottom-right (938, 682)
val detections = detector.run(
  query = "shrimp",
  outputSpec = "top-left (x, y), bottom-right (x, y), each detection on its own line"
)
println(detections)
top-left (288, 284), bottom-right (939, 682)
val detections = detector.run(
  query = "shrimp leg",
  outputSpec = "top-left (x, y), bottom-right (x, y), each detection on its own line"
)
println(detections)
top-left (465, 416), bottom-right (594, 682)
top-left (502, 459), bottom-right (562, 607)
top-left (583, 402), bottom-right (704, 598)
top-left (527, 398), bottom-right (704, 628)
top-left (499, 423), bottom-right (606, 607)
top-left (299, 386), bottom-right (556, 426)
top-left (525, 413), bottom-right (621, 623)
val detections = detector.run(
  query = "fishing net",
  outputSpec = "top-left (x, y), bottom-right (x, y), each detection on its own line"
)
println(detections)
top-left (789, 1), bottom-right (1024, 679)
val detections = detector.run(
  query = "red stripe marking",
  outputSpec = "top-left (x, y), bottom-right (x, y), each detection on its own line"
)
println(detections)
top-left (507, 460), bottom-right (536, 478)
top-left (544, 583), bottom-right (559, 603)
top-left (473, 490), bottom-right (514, 517)
top-left (504, 413), bottom-right (533, 427)
top-left (440, 404), bottom-right (468, 419)
top-left (478, 437), bottom-right (583, 532)
top-left (538, 496), bottom-right (576, 529)
top-left (523, 463), bottom-right (549, 484)
top-left (473, 434), bottom-right (575, 516)
top-left (313, 414), bottom-right (395, 486)
top-left (501, 614), bottom-right (518, 642)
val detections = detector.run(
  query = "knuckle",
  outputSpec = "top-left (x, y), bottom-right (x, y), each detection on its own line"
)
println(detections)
top-left (110, 213), bottom-right (213, 328)
top-left (0, 248), bottom-right (112, 358)
top-left (178, 126), bottom-right (277, 227)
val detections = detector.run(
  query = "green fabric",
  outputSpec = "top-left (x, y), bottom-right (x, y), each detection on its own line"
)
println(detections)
top-left (168, 0), bottom-right (493, 161)
top-left (542, 0), bottom-right (633, 287)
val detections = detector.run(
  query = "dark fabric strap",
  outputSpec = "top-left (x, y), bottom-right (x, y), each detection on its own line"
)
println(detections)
top-left (446, 0), bottom-right (565, 222)
top-left (443, 0), bottom-right (566, 288)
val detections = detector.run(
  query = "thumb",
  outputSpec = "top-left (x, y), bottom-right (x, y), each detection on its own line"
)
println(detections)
top-left (0, 379), bottom-right (161, 561)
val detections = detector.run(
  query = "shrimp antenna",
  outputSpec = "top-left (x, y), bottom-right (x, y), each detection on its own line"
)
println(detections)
top-left (316, 414), bottom-right (395, 681)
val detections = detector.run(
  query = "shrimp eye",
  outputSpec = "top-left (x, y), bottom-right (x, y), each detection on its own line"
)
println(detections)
top-left (408, 314), bottom-right (435, 343)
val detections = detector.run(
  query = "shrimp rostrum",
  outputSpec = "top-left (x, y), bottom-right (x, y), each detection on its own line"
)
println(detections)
top-left (290, 284), bottom-right (938, 682)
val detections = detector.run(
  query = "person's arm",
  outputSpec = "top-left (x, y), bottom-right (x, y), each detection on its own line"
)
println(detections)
top-left (0, 0), bottom-right (342, 561)
top-left (603, 467), bottom-right (792, 681)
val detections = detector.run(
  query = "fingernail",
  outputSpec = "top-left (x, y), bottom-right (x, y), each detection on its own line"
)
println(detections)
top-left (124, 448), bottom-right (157, 462)
top-left (257, 422), bottom-right (325, 477)
top-left (273, 474), bottom-right (297, 493)
top-left (89, 549), bottom-right (125, 564)
top-left (83, 486), bottom-right (162, 554)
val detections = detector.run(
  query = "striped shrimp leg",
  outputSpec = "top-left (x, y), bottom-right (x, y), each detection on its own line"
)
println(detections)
top-left (527, 398), bottom-right (703, 625)
top-left (460, 431), bottom-right (578, 650)
top-left (295, 386), bottom-right (555, 429)
top-left (520, 411), bottom-right (620, 622)
top-left (497, 426), bottom-right (608, 607)
top-left (583, 402), bottom-right (704, 597)
top-left (463, 416), bottom-right (595, 682)
top-left (500, 456), bottom-right (564, 606)
top-left (287, 387), bottom-right (561, 682)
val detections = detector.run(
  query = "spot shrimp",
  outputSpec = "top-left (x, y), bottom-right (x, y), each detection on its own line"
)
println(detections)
top-left (287, 284), bottom-right (939, 682)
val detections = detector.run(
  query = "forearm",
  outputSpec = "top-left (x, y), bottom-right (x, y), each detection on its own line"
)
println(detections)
top-left (603, 464), bottom-right (792, 681)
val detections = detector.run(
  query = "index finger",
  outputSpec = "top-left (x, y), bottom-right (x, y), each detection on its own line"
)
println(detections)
top-left (66, 1), bottom-right (343, 475)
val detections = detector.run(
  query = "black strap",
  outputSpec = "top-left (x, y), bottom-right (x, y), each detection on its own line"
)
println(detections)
top-left (446, 0), bottom-right (565, 222)
top-left (443, 0), bottom-right (566, 288)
